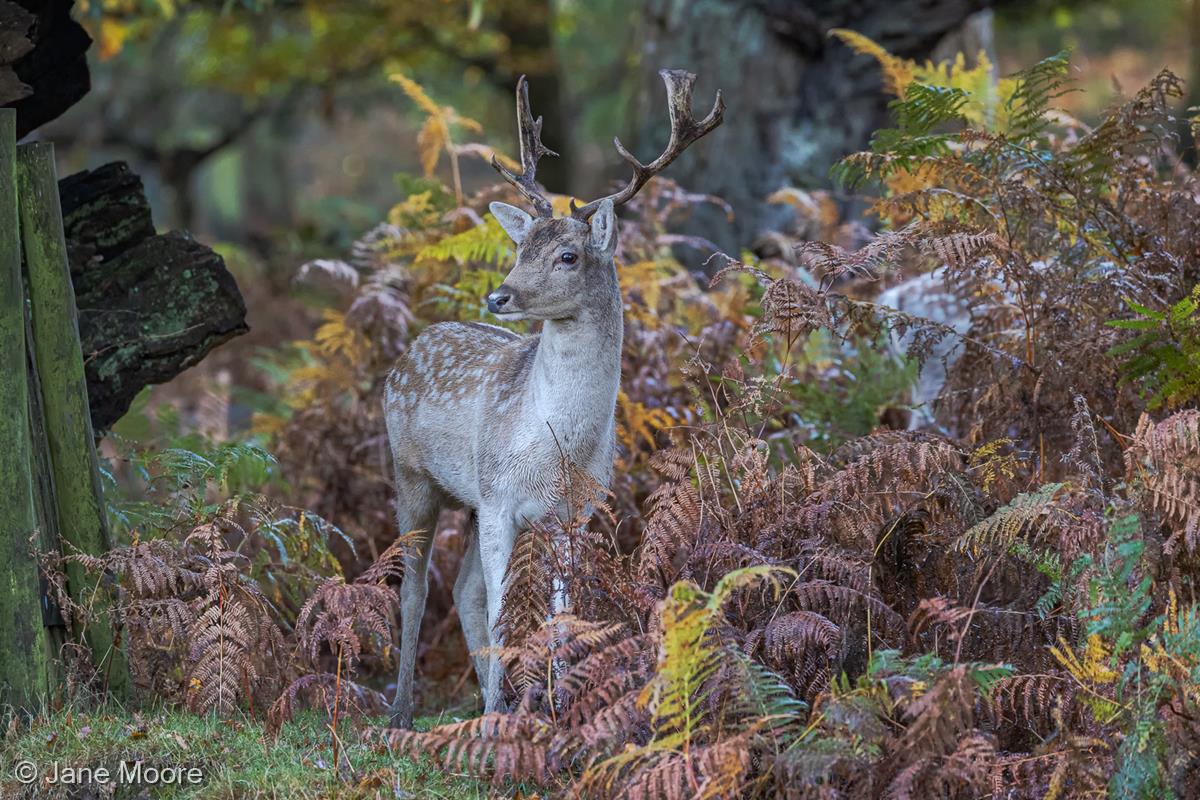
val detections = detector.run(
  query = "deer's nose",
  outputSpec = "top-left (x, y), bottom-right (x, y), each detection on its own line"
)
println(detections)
top-left (487, 287), bottom-right (514, 314)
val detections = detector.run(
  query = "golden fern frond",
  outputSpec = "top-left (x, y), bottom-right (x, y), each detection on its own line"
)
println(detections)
top-left (618, 390), bottom-right (676, 453)
top-left (390, 73), bottom-right (482, 179)
top-left (969, 437), bottom-right (1022, 494)
top-left (641, 567), bottom-right (793, 752)
top-left (829, 28), bottom-right (917, 97)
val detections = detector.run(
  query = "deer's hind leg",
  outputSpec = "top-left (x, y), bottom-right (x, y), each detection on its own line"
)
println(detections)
top-left (388, 468), bottom-right (441, 729)
top-left (452, 511), bottom-right (490, 702)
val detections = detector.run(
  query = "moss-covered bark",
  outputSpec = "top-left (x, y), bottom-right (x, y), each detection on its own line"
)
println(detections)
top-left (17, 142), bottom-right (130, 700)
top-left (59, 162), bottom-right (248, 431)
top-left (0, 108), bottom-right (49, 714)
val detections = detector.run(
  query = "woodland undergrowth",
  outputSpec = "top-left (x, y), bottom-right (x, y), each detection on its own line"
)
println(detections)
top-left (21, 43), bottom-right (1200, 800)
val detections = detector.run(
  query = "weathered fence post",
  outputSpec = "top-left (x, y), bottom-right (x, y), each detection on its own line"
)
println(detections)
top-left (17, 142), bottom-right (131, 700)
top-left (0, 109), bottom-right (50, 714)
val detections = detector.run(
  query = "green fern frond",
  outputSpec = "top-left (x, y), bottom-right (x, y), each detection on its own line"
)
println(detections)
top-left (416, 216), bottom-right (514, 266)
top-left (1108, 286), bottom-right (1200, 410)
top-left (427, 268), bottom-right (511, 323)
top-left (641, 566), bottom-right (795, 749)
top-left (1006, 50), bottom-right (1073, 138)
top-left (954, 482), bottom-right (1066, 558)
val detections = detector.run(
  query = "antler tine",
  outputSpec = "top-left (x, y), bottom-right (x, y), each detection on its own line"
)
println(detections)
top-left (571, 69), bottom-right (724, 221)
top-left (490, 75), bottom-right (558, 218)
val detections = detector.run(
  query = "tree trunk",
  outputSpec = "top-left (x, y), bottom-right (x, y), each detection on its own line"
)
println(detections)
top-left (633, 0), bottom-right (1000, 255)
top-left (58, 162), bottom-right (249, 431)
top-left (496, 1), bottom-right (572, 193)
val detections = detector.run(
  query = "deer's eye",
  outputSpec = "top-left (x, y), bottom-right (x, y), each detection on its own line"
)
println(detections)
top-left (560, 251), bottom-right (578, 266)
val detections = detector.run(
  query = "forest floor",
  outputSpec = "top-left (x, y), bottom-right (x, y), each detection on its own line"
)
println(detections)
top-left (0, 706), bottom-right (488, 799)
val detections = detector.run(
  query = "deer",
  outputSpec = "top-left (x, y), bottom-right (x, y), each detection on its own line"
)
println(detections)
top-left (383, 69), bottom-right (724, 728)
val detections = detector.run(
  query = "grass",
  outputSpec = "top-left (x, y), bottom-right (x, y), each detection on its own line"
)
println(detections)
top-left (0, 704), bottom-right (491, 799)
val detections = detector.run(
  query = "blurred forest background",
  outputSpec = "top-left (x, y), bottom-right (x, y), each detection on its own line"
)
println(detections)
top-left (44, 0), bottom-right (1200, 438)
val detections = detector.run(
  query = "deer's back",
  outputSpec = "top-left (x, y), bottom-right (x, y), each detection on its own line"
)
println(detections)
top-left (384, 321), bottom-right (532, 504)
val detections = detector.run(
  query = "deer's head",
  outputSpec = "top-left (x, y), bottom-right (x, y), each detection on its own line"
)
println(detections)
top-left (486, 200), bottom-right (616, 321)
top-left (484, 70), bottom-right (723, 323)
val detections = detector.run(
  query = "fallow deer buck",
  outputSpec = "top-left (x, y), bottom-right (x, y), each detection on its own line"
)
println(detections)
top-left (383, 70), bottom-right (724, 727)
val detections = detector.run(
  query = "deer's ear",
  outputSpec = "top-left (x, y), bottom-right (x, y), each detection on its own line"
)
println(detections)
top-left (490, 202), bottom-right (534, 245)
top-left (589, 199), bottom-right (617, 255)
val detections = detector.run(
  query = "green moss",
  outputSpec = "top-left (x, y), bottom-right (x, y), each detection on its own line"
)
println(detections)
top-left (0, 706), bottom-right (489, 799)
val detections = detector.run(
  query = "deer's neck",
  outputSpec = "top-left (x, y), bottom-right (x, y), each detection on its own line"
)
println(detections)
top-left (526, 272), bottom-right (623, 450)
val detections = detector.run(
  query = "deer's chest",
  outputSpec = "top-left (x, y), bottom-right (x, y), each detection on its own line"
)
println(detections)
top-left (479, 401), bottom-right (612, 504)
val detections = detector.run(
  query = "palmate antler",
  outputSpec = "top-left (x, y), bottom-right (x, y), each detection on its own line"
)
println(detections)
top-left (492, 69), bottom-right (724, 221)
top-left (571, 69), bottom-right (725, 221)
top-left (491, 75), bottom-right (559, 218)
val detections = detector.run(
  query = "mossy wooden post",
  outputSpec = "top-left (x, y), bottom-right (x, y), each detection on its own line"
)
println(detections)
top-left (0, 109), bottom-right (50, 713)
top-left (17, 141), bottom-right (131, 700)
top-left (27, 306), bottom-right (70, 695)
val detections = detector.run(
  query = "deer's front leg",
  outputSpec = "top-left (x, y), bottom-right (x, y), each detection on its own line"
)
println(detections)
top-left (477, 505), bottom-right (518, 714)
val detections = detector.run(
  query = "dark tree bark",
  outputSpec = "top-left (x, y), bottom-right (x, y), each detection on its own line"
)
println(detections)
top-left (0, 0), bottom-right (90, 137)
top-left (633, 0), bottom-right (1004, 254)
top-left (58, 162), bottom-right (249, 431)
top-left (491, 2), bottom-right (572, 193)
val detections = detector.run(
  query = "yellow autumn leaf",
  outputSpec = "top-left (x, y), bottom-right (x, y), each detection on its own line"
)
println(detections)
top-left (620, 260), bottom-right (665, 313)
top-left (417, 115), bottom-right (448, 177)
top-left (389, 73), bottom-right (442, 118)
top-left (1051, 634), bottom-right (1119, 685)
top-left (249, 411), bottom-right (288, 439)
top-left (448, 110), bottom-right (483, 134)
top-left (388, 191), bottom-right (438, 227)
top-left (617, 390), bottom-right (675, 451)
top-left (829, 28), bottom-right (916, 97)
top-left (96, 18), bottom-right (132, 60)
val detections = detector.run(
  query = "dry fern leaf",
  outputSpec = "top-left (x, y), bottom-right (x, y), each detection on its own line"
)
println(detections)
top-left (386, 713), bottom-right (556, 784)
top-left (923, 231), bottom-right (999, 270)
top-left (638, 477), bottom-right (703, 586)
top-left (1125, 410), bottom-right (1200, 553)
top-left (749, 610), bottom-right (841, 699)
